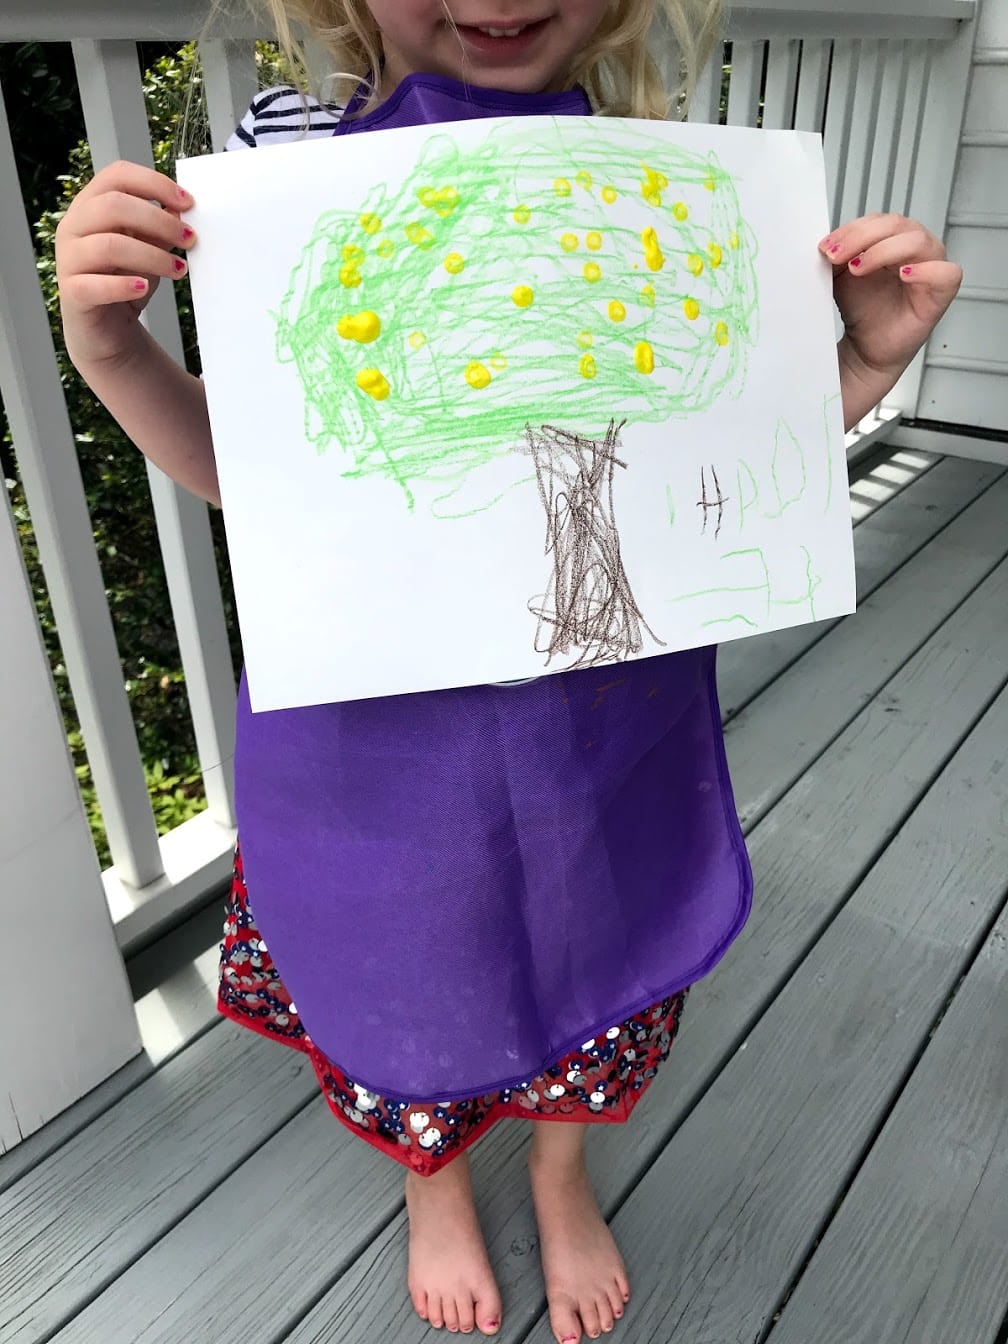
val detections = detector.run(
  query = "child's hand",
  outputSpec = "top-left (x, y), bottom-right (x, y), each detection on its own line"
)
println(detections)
top-left (819, 214), bottom-right (962, 420)
top-left (55, 161), bottom-right (196, 371)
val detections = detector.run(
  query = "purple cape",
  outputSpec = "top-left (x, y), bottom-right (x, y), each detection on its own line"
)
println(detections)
top-left (233, 74), bottom-right (753, 1100)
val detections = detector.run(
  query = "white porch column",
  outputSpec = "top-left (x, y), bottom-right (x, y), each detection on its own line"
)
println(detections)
top-left (0, 494), bottom-right (140, 1152)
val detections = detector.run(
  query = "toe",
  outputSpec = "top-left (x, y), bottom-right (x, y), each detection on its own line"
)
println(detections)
top-left (476, 1288), bottom-right (503, 1335)
top-left (580, 1300), bottom-right (603, 1340)
top-left (595, 1294), bottom-right (615, 1334)
top-left (429, 1295), bottom-right (446, 1329)
top-left (456, 1296), bottom-right (476, 1334)
top-left (604, 1283), bottom-right (625, 1323)
top-left (551, 1296), bottom-right (582, 1344)
top-left (411, 1288), bottom-right (429, 1321)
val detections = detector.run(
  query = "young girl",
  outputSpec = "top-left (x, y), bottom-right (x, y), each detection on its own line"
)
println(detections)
top-left (54, 3), bottom-right (962, 1340)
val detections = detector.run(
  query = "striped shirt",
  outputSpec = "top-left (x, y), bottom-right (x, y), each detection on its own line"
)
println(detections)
top-left (225, 84), bottom-right (344, 150)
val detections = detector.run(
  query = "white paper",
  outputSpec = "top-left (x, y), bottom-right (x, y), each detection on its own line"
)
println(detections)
top-left (177, 114), bottom-right (854, 711)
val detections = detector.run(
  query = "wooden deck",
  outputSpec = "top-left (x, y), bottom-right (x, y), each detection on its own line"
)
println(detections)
top-left (3, 445), bottom-right (1007, 1344)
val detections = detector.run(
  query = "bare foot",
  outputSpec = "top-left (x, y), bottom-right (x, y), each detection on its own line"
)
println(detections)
top-left (529, 1147), bottom-right (629, 1343)
top-left (404, 1154), bottom-right (503, 1335)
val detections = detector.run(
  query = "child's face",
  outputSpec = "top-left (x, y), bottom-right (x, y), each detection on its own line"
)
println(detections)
top-left (366, 1), bottom-right (612, 97)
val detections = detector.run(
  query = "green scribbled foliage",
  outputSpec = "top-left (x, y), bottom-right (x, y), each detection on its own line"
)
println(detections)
top-left (275, 117), bottom-right (759, 506)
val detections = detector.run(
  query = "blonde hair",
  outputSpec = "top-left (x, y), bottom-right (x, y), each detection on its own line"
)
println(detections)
top-left (230, 0), bottom-right (722, 121)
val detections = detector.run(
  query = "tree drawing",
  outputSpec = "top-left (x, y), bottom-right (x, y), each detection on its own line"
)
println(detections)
top-left (275, 117), bottom-right (759, 669)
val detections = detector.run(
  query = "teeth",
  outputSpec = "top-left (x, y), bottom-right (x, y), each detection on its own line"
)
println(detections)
top-left (478, 24), bottom-right (525, 36)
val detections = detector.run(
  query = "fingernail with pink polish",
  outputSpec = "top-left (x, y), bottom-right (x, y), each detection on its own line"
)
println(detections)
top-left (829, 244), bottom-right (842, 255)
top-left (173, 257), bottom-right (187, 273)
top-left (132, 278), bottom-right (148, 293)
top-left (850, 255), bottom-right (863, 268)
top-left (181, 225), bottom-right (195, 241)
top-left (902, 265), bottom-right (913, 276)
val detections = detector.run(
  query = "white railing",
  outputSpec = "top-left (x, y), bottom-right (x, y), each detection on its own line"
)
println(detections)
top-left (0, 1), bottom-right (979, 1145)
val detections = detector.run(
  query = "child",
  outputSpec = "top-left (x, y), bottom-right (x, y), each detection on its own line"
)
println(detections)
top-left (54, 3), bottom-right (962, 1340)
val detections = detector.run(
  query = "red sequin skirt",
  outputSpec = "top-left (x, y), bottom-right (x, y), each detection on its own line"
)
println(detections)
top-left (217, 843), bottom-right (689, 1175)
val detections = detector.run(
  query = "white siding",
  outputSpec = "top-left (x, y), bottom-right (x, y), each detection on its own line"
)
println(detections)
top-left (919, 0), bottom-right (1008, 430)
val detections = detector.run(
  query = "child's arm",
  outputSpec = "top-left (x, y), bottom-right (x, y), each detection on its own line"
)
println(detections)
top-left (818, 214), bottom-right (963, 433)
top-left (55, 161), bottom-right (220, 507)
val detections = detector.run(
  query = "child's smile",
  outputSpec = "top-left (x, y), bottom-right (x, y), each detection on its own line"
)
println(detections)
top-left (368, 1), bottom-right (611, 96)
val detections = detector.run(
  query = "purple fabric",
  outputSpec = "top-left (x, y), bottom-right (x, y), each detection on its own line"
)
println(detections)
top-left (233, 74), bottom-right (753, 1100)
top-left (333, 71), bottom-right (592, 133)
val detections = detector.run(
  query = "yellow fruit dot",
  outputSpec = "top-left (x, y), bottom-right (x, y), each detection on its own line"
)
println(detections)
top-left (687, 253), bottom-right (705, 277)
top-left (641, 164), bottom-right (668, 207)
top-left (583, 262), bottom-right (602, 283)
top-left (339, 264), bottom-right (362, 288)
top-left (405, 222), bottom-right (434, 248)
top-left (554, 178), bottom-right (572, 197)
top-left (714, 322), bottom-right (730, 346)
top-left (356, 368), bottom-right (390, 400)
top-left (672, 201), bottom-right (689, 222)
top-left (634, 342), bottom-right (655, 375)
top-left (513, 204), bottom-right (531, 224)
top-left (512, 284), bottom-right (534, 308)
top-left (703, 173), bottom-right (717, 192)
top-left (708, 242), bottom-right (723, 268)
top-left (560, 232), bottom-right (580, 253)
top-left (608, 300), bottom-right (627, 323)
top-left (586, 231), bottom-right (603, 252)
top-left (359, 213), bottom-right (382, 235)
top-left (640, 283), bottom-right (656, 307)
top-left (337, 310), bottom-right (382, 344)
top-left (465, 361), bottom-right (492, 390)
top-left (729, 231), bottom-right (740, 250)
top-left (684, 298), bottom-right (701, 321)
top-left (376, 239), bottom-right (395, 259)
top-left (444, 252), bottom-right (465, 275)
top-left (343, 244), bottom-right (365, 264)
top-left (576, 170), bottom-right (593, 191)
top-left (642, 227), bottom-right (665, 272)
top-left (577, 330), bottom-right (594, 349)
top-left (418, 186), bottom-right (459, 217)
top-left (490, 353), bottom-right (508, 371)
top-left (579, 353), bottom-right (597, 379)
top-left (602, 186), bottom-right (618, 204)
top-left (408, 331), bottom-right (427, 350)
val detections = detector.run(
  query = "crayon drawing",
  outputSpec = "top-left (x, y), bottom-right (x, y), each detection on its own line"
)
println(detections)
top-left (178, 115), bottom-right (855, 710)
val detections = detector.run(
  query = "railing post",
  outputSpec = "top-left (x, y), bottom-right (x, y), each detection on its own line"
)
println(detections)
top-left (0, 79), bottom-right (164, 890)
top-left (0, 473), bottom-right (140, 1151)
top-left (73, 39), bottom-right (239, 829)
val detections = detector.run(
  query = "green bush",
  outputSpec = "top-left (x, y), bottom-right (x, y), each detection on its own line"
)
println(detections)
top-left (4, 42), bottom-right (285, 866)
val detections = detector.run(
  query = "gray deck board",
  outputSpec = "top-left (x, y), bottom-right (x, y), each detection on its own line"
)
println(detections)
top-left (4, 450), bottom-right (1007, 1344)
top-left (771, 908), bottom-right (1008, 1344)
top-left (0, 1024), bottom-right (317, 1343)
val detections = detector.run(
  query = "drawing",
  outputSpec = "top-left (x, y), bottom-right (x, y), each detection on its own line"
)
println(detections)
top-left (697, 465), bottom-right (729, 538)
top-left (273, 117), bottom-right (759, 666)
top-left (736, 418), bottom-right (809, 531)
top-left (523, 420), bottom-right (663, 667)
